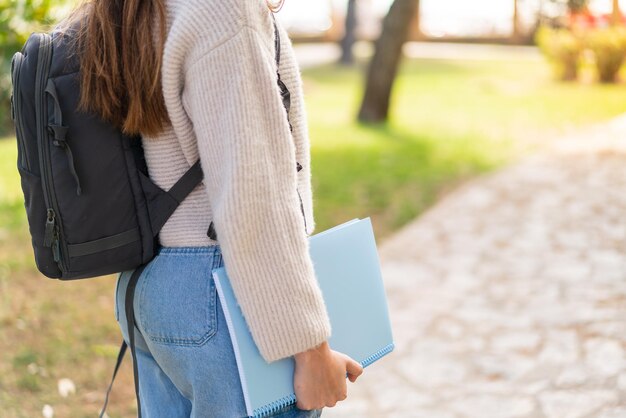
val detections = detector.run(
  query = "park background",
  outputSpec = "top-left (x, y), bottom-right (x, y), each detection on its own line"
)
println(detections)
top-left (2, 0), bottom-right (626, 417)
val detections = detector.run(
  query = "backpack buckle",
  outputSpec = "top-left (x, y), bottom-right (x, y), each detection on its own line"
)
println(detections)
top-left (48, 124), bottom-right (69, 144)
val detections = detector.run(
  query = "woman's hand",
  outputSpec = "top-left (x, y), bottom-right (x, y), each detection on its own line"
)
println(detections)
top-left (293, 341), bottom-right (364, 410)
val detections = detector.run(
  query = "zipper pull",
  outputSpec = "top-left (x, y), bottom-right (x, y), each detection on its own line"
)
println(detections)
top-left (52, 234), bottom-right (61, 263)
top-left (43, 209), bottom-right (56, 247)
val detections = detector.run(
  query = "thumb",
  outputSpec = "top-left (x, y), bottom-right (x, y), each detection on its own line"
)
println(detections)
top-left (345, 357), bottom-right (364, 383)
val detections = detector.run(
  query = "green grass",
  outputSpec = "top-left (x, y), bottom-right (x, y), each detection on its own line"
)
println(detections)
top-left (304, 58), bottom-right (626, 236)
top-left (0, 140), bottom-right (136, 417)
top-left (2, 54), bottom-right (626, 416)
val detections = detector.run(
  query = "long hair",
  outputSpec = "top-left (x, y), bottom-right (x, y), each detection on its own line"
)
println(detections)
top-left (66, 0), bottom-right (281, 136)
top-left (69, 0), bottom-right (169, 137)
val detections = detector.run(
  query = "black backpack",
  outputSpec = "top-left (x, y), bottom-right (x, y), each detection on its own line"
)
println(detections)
top-left (10, 16), bottom-right (292, 418)
top-left (10, 28), bottom-right (204, 280)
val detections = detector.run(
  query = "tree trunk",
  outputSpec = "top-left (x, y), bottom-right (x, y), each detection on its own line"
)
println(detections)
top-left (409, 0), bottom-right (422, 40)
top-left (512, 0), bottom-right (521, 42)
top-left (358, 0), bottom-right (419, 123)
top-left (340, 0), bottom-right (358, 65)
top-left (612, 0), bottom-right (621, 25)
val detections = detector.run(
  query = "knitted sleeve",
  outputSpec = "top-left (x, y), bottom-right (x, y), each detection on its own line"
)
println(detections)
top-left (182, 26), bottom-right (332, 363)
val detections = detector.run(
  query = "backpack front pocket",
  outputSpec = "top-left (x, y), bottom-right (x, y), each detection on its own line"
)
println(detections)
top-left (11, 53), bottom-right (30, 171)
top-left (18, 166), bottom-right (62, 278)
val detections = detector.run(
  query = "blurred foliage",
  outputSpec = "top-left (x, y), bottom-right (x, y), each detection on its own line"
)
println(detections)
top-left (0, 0), bottom-right (72, 135)
top-left (585, 27), bottom-right (626, 82)
top-left (536, 26), bottom-right (582, 80)
top-left (543, 0), bottom-right (590, 18)
top-left (537, 25), bottom-right (626, 83)
top-left (565, 0), bottom-right (589, 12)
top-left (546, 0), bottom-right (590, 13)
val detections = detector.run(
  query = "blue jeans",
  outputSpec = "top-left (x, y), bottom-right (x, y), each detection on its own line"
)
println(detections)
top-left (115, 246), bottom-right (322, 418)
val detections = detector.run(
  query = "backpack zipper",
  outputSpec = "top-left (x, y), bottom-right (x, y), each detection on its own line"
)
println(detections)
top-left (11, 53), bottom-right (29, 170)
top-left (36, 33), bottom-right (69, 272)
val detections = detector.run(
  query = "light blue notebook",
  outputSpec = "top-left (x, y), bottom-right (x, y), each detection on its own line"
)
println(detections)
top-left (212, 218), bottom-right (394, 418)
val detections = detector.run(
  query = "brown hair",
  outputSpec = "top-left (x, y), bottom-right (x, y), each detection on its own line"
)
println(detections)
top-left (66, 0), bottom-right (281, 136)
top-left (68, 0), bottom-right (169, 137)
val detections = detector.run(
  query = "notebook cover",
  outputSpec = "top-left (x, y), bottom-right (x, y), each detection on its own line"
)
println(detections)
top-left (212, 217), bottom-right (394, 418)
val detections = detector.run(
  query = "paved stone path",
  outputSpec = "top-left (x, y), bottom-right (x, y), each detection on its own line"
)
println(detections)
top-left (325, 117), bottom-right (626, 418)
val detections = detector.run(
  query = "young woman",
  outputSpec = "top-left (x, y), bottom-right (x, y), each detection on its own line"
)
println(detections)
top-left (67, 0), bottom-right (363, 416)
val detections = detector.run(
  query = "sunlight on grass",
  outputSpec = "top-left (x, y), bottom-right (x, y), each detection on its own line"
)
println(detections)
top-left (302, 57), bottom-right (626, 236)
top-left (0, 139), bottom-right (21, 202)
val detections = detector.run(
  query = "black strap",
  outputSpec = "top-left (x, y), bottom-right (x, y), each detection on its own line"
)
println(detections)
top-left (140, 160), bottom-right (204, 237)
top-left (99, 264), bottom-right (146, 418)
top-left (273, 14), bottom-right (281, 67)
top-left (272, 15), bottom-right (293, 132)
top-left (207, 220), bottom-right (218, 241)
top-left (272, 16), bottom-right (301, 177)
top-left (99, 340), bottom-right (127, 418)
top-left (167, 160), bottom-right (203, 203)
top-left (45, 79), bottom-right (82, 196)
top-left (68, 227), bottom-right (141, 258)
top-left (273, 17), bottom-right (306, 230)
top-left (125, 264), bottom-right (147, 418)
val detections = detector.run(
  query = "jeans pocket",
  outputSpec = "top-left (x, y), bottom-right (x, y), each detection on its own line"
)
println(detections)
top-left (138, 253), bottom-right (219, 346)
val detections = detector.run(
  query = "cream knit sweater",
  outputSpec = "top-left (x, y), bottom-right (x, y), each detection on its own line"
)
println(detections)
top-left (141, 0), bottom-right (332, 362)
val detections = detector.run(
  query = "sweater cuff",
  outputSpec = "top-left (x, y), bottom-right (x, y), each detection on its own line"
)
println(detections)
top-left (226, 258), bottom-right (333, 363)
top-left (256, 306), bottom-right (331, 363)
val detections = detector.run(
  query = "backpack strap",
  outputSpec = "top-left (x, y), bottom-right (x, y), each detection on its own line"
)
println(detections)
top-left (272, 13), bottom-right (293, 133)
top-left (124, 264), bottom-right (147, 418)
top-left (139, 160), bottom-right (204, 237)
top-left (167, 160), bottom-right (204, 203)
top-left (99, 340), bottom-right (127, 418)
top-left (99, 263), bottom-right (147, 418)
top-left (45, 79), bottom-right (82, 196)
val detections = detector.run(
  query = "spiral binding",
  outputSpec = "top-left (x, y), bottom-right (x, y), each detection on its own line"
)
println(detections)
top-left (360, 343), bottom-right (395, 368)
top-left (254, 393), bottom-right (297, 418)
top-left (252, 343), bottom-right (395, 417)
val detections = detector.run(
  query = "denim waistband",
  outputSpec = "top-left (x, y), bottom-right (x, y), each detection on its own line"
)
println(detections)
top-left (156, 245), bottom-right (221, 256)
